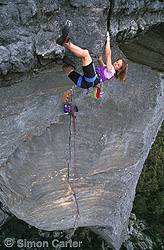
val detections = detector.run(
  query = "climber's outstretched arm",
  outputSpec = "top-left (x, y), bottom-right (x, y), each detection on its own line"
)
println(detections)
top-left (105, 32), bottom-right (112, 71)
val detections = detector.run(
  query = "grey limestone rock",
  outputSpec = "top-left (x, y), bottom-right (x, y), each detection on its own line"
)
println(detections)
top-left (16, 0), bottom-right (38, 25)
top-left (120, 23), bottom-right (164, 72)
top-left (0, 46), bottom-right (11, 75)
top-left (0, 1), bottom-right (164, 249)
top-left (0, 0), bottom-right (163, 85)
top-left (0, 0), bottom-right (109, 85)
top-left (0, 56), bottom-right (164, 249)
top-left (35, 29), bottom-right (64, 58)
top-left (7, 39), bottom-right (34, 72)
top-left (40, 0), bottom-right (59, 13)
top-left (0, 2), bottom-right (20, 31)
top-left (123, 240), bottom-right (134, 250)
top-left (110, 0), bottom-right (164, 41)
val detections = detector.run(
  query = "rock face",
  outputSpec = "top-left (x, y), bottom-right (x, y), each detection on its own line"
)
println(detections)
top-left (0, 1), bottom-right (164, 250)
top-left (0, 0), bottom-right (109, 86)
top-left (0, 0), bottom-right (163, 86)
top-left (120, 23), bottom-right (164, 72)
top-left (0, 60), bottom-right (164, 249)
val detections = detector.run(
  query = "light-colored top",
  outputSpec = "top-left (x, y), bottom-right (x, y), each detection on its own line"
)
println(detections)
top-left (96, 65), bottom-right (116, 82)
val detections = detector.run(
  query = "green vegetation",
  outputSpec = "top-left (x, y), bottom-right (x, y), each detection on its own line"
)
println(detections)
top-left (133, 120), bottom-right (164, 248)
top-left (0, 216), bottom-right (103, 250)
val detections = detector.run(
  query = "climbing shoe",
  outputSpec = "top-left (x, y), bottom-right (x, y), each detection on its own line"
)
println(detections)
top-left (56, 25), bottom-right (69, 46)
top-left (63, 55), bottom-right (76, 68)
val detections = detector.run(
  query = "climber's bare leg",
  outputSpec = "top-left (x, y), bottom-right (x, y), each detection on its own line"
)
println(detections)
top-left (64, 41), bottom-right (92, 67)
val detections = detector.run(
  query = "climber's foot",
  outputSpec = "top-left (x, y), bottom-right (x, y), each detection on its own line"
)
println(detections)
top-left (56, 25), bottom-right (69, 46)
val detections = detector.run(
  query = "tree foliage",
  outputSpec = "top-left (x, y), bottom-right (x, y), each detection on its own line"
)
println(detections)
top-left (133, 120), bottom-right (164, 245)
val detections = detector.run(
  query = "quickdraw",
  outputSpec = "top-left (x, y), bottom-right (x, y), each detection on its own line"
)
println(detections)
top-left (62, 88), bottom-right (78, 115)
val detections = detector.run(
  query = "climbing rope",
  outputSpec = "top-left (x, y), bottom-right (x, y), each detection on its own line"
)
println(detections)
top-left (71, 88), bottom-right (78, 191)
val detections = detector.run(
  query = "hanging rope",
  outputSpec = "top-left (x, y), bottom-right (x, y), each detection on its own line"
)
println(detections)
top-left (71, 89), bottom-right (78, 191)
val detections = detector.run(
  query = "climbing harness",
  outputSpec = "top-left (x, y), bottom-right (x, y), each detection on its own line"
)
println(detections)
top-left (77, 74), bottom-right (97, 88)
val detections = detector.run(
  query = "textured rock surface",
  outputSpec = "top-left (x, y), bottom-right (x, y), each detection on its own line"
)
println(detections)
top-left (0, 0), bottom-right (164, 86)
top-left (0, 56), bottom-right (164, 249)
top-left (0, 1), bottom-right (164, 249)
top-left (110, 0), bottom-right (164, 41)
top-left (120, 23), bottom-right (164, 72)
top-left (0, 0), bottom-right (109, 86)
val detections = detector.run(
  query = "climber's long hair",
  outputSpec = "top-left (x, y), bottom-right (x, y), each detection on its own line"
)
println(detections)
top-left (115, 58), bottom-right (128, 82)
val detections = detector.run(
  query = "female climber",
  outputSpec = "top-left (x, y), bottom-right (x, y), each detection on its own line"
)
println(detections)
top-left (56, 25), bottom-right (128, 89)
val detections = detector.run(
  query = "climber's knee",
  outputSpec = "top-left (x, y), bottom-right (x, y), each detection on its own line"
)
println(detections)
top-left (82, 49), bottom-right (89, 57)
top-left (62, 65), bottom-right (74, 76)
top-left (81, 49), bottom-right (92, 67)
